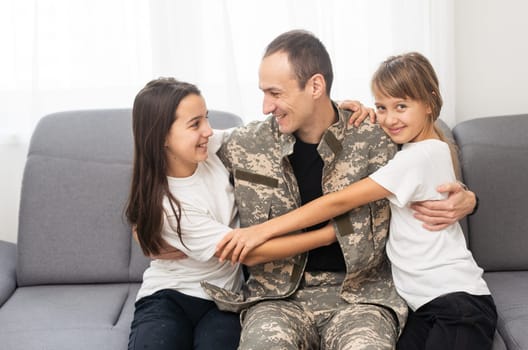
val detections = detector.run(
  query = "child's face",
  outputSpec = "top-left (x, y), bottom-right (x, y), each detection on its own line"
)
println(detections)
top-left (164, 94), bottom-right (212, 177)
top-left (374, 94), bottom-right (434, 144)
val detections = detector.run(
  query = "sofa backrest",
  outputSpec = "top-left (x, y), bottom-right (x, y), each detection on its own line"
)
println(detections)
top-left (16, 109), bottom-right (243, 286)
top-left (453, 114), bottom-right (528, 271)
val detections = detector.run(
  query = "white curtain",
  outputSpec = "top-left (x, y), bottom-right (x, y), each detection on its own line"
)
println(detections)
top-left (1, 0), bottom-right (455, 145)
top-left (0, 0), bottom-right (152, 143)
top-left (148, 0), bottom-right (456, 126)
top-left (0, 0), bottom-right (454, 242)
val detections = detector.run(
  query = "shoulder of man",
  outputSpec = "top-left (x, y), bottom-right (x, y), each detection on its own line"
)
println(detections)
top-left (333, 108), bottom-right (397, 173)
top-left (222, 116), bottom-right (280, 151)
top-left (230, 116), bottom-right (274, 137)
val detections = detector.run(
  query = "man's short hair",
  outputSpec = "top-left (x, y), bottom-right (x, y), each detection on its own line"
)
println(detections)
top-left (264, 29), bottom-right (334, 95)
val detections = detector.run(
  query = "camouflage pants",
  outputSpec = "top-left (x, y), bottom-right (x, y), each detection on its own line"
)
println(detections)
top-left (239, 272), bottom-right (397, 350)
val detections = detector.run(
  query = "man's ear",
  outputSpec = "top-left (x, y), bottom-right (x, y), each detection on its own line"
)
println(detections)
top-left (309, 73), bottom-right (326, 99)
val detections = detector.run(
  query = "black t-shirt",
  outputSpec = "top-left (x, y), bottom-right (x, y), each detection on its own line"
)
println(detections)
top-left (288, 137), bottom-right (346, 272)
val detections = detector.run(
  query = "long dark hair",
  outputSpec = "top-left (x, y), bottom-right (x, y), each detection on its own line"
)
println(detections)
top-left (126, 77), bottom-right (201, 256)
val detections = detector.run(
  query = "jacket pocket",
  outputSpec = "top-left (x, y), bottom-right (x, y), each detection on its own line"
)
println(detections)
top-left (233, 168), bottom-right (277, 227)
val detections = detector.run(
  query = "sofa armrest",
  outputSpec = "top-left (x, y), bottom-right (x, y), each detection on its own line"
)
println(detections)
top-left (0, 240), bottom-right (17, 306)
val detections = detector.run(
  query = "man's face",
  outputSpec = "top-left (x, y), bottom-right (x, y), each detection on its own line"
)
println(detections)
top-left (258, 51), bottom-right (314, 135)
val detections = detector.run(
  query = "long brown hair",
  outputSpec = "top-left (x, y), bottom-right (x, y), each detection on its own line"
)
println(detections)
top-left (126, 78), bottom-right (200, 256)
top-left (371, 52), bottom-right (461, 179)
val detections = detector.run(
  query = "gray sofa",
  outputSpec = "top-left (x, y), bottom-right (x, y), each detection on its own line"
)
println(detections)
top-left (0, 109), bottom-right (526, 349)
top-left (452, 114), bottom-right (528, 350)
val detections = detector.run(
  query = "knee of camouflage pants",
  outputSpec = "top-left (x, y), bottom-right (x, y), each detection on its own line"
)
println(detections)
top-left (239, 300), bottom-right (319, 350)
top-left (320, 303), bottom-right (398, 350)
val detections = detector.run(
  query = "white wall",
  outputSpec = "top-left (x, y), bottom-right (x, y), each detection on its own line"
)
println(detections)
top-left (454, 0), bottom-right (528, 122)
top-left (0, 142), bottom-right (28, 243)
top-left (1, 1), bottom-right (528, 243)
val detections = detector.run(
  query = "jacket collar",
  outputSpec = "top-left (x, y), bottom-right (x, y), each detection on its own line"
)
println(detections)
top-left (276, 101), bottom-right (352, 162)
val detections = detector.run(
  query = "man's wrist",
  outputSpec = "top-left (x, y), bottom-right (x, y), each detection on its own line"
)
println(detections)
top-left (469, 194), bottom-right (480, 216)
top-left (457, 181), bottom-right (479, 216)
top-left (456, 180), bottom-right (469, 191)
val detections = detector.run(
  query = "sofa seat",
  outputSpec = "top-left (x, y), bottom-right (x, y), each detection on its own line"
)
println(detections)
top-left (484, 271), bottom-right (528, 350)
top-left (0, 283), bottom-right (140, 349)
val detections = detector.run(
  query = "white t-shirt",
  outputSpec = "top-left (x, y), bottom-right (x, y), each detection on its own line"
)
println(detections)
top-left (136, 130), bottom-right (243, 301)
top-left (369, 139), bottom-right (490, 311)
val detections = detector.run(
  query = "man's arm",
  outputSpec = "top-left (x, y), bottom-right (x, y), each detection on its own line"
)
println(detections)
top-left (411, 182), bottom-right (477, 231)
top-left (132, 227), bottom-right (187, 260)
top-left (338, 101), bottom-right (476, 231)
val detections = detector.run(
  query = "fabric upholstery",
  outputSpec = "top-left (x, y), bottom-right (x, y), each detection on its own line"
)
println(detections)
top-left (16, 109), bottom-right (142, 285)
top-left (485, 271), bottom-right (528, 350)
top-left (0, 284), bottom-right (139, 350)
top-left (453, 114), bottom-right (528, 271)
top-left (453, 114), bottom-right (528, 350)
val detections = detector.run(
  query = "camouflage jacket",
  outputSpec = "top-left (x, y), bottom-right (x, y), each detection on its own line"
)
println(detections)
top-left (202, 105), bottom-right (408, 329)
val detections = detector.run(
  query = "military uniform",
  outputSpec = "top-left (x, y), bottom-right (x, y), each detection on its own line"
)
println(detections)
top-left (202, 104), bottom-right (408, 349)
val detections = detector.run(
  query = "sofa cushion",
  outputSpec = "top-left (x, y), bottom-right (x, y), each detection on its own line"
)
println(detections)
top-left (16, 108), bottom-right (244, 286)
top-left (18, 156), bottom-right (141, 285)
top-left (16, 110), bottom-right (149, 286)
top-left (485, 271), bottom-right (528, 350)
top-left (453, 114), bottom-right (528, 271)
top-left (0, 283), bottom-right (140, 350)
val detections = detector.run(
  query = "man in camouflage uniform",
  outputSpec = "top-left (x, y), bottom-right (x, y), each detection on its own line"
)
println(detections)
top-left (203, 29), bottom-right (406, 349)
top-left (202, 30), bottom-right (476, 349)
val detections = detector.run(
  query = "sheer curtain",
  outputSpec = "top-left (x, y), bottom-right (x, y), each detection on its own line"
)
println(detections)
top-left (148, 0), bottom-right (455, 126)
top-left (1, 0), bottom-right (455, 143)
top-left (0, 0), bottom-right (152, 143)
top-left (0, 0), bottom-right (454, 242)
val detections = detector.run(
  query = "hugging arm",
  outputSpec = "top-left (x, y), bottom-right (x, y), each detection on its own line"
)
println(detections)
top-left (338, 101), bottom-right (475, 231)
top-left (411, 182), bottom-right (477, 231)
top-left (233, 224), bottom-right (336, 266)
top-left (132, 226), bottom-right (187, 260)
top-left (217, 177), bottom-right (391, 263)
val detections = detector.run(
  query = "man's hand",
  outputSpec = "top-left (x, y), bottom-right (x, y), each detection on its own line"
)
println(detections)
top-left (151, 240), bottom-right (187, 260)
top-left (132, 226), bottom-right (187, 260)
top-left (338, 100), bottom-right (376, 127)
top-left (411, 182), bottom-right (476, 231)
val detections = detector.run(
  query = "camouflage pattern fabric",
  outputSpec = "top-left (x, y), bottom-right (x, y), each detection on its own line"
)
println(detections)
top-left (239, 271), bottom-right (398, 349)
top-left (201, 103), bottom-right (408, 342)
